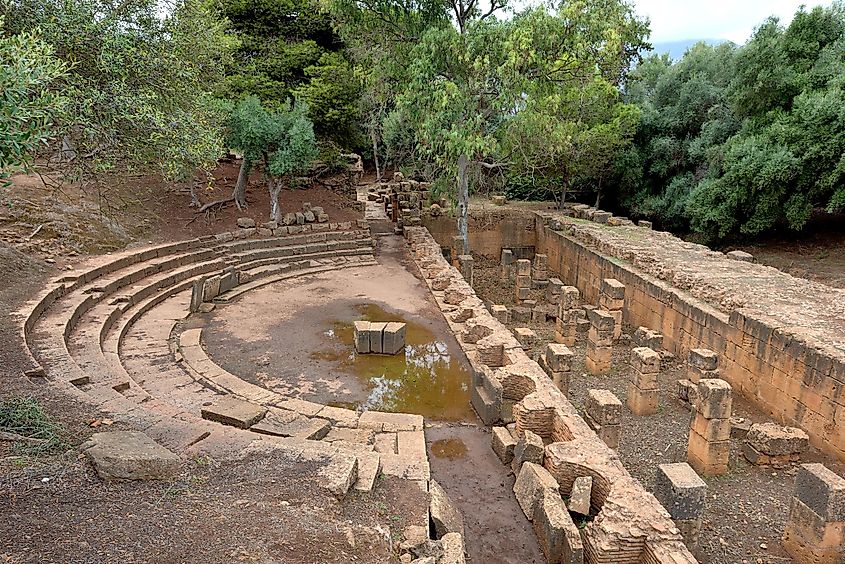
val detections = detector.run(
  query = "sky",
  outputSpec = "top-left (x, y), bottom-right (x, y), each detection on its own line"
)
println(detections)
top-left (632, 0), bottom-right (836, 44)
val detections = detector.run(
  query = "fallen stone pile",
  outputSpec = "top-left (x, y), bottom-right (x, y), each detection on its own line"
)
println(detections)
top-left (366, 172), bottom-right (432, 229)
top-left (403, 225), bottom-right (697, 563)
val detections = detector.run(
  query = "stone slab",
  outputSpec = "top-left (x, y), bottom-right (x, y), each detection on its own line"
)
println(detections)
top-left (83, 431), bottom-right (180, 481)
top-left (201, 396), bottom-right (267, 429)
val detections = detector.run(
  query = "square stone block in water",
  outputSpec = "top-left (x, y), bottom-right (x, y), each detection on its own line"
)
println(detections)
top-left (368, 322), bottom-right (388, 353)
top-left (382, 322), bottom-right (407, 355)
top-left (353, 321), bottom-right (371, 353)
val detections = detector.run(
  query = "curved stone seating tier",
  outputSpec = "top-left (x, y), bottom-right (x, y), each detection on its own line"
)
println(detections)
top-left (15, 223), bottom-right (437, 496)
top-left (403, 226), bottom-right (697, 563)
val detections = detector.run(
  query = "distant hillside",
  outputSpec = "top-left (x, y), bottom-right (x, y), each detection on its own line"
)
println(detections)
top-left (652, 39), bottom-right (727, 60)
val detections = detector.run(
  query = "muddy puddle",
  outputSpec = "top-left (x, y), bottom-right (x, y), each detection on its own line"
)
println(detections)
top-left (313, 304), bottom-right (472, 421)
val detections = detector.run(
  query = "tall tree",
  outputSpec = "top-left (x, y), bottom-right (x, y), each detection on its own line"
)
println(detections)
top-left (227, 96), bottom-right (318, 221)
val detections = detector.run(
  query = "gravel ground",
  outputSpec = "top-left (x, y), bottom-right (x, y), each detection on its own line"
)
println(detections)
top-left (471, 256), bottom-right (845, 564)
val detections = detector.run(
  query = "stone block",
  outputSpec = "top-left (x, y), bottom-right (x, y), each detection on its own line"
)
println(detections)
top-left (546, 278), bottom-right (564, 303)
top-left (319, 454), bottom-right (357, 498)
top-left (513, 462), bottom-right (558, 520)
top-left (512, 430), bottom-right (545, 475)
top-left (515, 286), bottom-right (531, 301)
top-left (585, 341), bottom-right (612, 375)
top-left (500, 248), bottom-right (514, 265)
top-left (745, 422), bottom-right (810, 457)
top-left (202, 275), bottom-right (221, 302)
top-left (516, 259), bottom-right (531, 277)
top-left (633, 326), bottom-right (664, 350)
top-left (677, 379), bottom-right (697, 402)
top-left (627, 384), bottom-right (659, 416)
top-left (568, 476), bottom-right (592, 515)
top-left (639, 220), bottom-right (653, 229)
top-left (600, 278), bottom-right (626, 300)
top-left (598, 295), bottom-right (624, 311)
top-left (782, 497), bottom-right (845, 564)
top-left (190, 278), bottom-right (204, 313)
top-left (687, 430), bottom-right (730, 476)
top-left (689, 348), bottom-right (718, 371)
top-left (587, 308), bottom-right (615, 331)
top-left (250, 414), bottom-right (331, 440)
top-left (690, 413), bottom-right (731, 442)
top-left (492, 426), bottom-right (517, 465)
top-left (631, 369), bottom-right (658, 391)
top-left (631, 347), bottom-right (660, 373)
top-left (430, 480), bottom-right (465, 538)
top-left (654, 462), bottom-right (707, 520)
top-left (727, 250), bottom-right (754, 262)
top-left (794, 463), bottom-right (845, 522)
top-left (236, 217), bottom-right (256, 228)
top-left (369, 322), bottom-right (388, 353)
top-left (545, 343), bottom-right (573, 372)
top-left (514, 327), bottom-right (537, 348)
top-left (382, 322), bottom-right (407, 355)
top-left (559, 286), bottom-right (580, 311)
top-left (585, 389), bottom-right (622, 426)
top-left (492, 195), bottom-right (507, 205)
top-left (695, 378), bottom-right (732, 419)
top-left (491, 304), bottom-right (510, 324)
top-left (82, 431), bottom-right (180, 481)
top-left (353, 321), bottom-right (371, 353)
top-left (512, 306), bottom-right (531, 323)
top-left (201, 396), bottom-right (267, 429)
top-left (533, 490), bottom-right (584, 564)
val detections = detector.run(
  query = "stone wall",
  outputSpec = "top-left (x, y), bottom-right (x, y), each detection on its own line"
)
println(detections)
top-left (535, 213), bottom-right (845, 463)
top-left (404, 226), bottom-right (697, 563)
top-left (423, 210), bottom-right (536, 259)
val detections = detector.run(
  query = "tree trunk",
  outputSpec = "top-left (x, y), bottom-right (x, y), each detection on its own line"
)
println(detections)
top-left (269, 177), bottom-right (283, 222)
top-left (457, 154), bottom-right (470, 253)
top-left (233, 158), bottom-right (250, 211)
top-left (559, 180), bottom-right (569, 210)
top-left (594, 177), bottom-right (603, 208)
top-left (371, 130), bottom-right (382, 182)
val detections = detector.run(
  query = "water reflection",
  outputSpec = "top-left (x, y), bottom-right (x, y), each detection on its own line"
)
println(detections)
top-left (322, 304), bottom-right (473, 421)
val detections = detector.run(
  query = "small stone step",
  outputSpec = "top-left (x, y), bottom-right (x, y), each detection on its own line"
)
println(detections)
top-left (83, 431), bottom-right (180, 481)
top-left (200, 396), bottom-right (267, 429)
top-left (250, 412), bottom-right (331, 440)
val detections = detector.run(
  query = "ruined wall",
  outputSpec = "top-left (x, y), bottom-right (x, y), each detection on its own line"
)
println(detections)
top-left (423, 210), bottom-right (536, 259)
top-left (535, 214), bottom-right (845, 462)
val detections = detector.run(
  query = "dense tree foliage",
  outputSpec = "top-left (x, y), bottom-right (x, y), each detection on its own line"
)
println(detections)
top-left (217, 0), bottom-right (362, 149)
top-left (328, 0), bottom-right (649, 248)
top-left (227, 96), bottom-right (318, 221)
top-left (2, 0), bottom-right (233, 181)
top-left (610, 2), bottom-right (845, 242)
top-left (0, 16), bottom-right (68, 181)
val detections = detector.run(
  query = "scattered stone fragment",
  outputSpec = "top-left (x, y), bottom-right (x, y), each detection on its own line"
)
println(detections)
top-left (429, 480), bottom-right (465, 538)
top-left (568, 476), bottom-right (592, 515)
top-left (744, 422), bottom-right (809, 467)
top-left (201, 395), bottom-right (267, 429)
top-left (513, 462), bottom-right (559, 520)
top-left (511, 429), bottom-right (545, 475)
top-left (236, 217), bottom-right (256, 228)
top-left (492, 426), bottom-right (517, 465)
top-left (82, 431), bottom-right (180, 481)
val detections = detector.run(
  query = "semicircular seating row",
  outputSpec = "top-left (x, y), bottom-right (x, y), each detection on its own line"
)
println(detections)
top-left (16, 224), bottom-right (430, 492)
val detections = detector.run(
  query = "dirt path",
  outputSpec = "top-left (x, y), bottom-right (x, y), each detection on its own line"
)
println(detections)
top-left (426, 424), bottom-right (546, 564)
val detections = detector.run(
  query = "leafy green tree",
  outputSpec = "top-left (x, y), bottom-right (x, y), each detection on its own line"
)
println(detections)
top-left (0, 16), bottom-right (68, 181)
top-left (227, 96), bottom-right (318, 221)
top-left (217, 0), bottom-right (361, 148)
top-left (2, 0), bottom-right (233, 181)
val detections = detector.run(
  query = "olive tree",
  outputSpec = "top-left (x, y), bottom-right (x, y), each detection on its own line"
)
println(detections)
top-left (227, 96), bottom-right (318, 221)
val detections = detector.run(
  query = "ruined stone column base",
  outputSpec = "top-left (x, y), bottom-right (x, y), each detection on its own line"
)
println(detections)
top-left (626, 383), bottom-right (658, 415)
top-left (782, 499), bottom-right (845, 564)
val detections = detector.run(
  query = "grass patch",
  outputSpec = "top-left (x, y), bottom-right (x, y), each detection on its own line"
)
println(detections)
top-left (0, 396), bottom-right (67, 455)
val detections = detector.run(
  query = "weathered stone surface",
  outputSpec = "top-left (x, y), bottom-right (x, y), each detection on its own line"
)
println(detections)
top-left (513, 462), bottom-right (559, 520)
top-left (250, 414), bottom-right (331, 440)
top-left (440, 533), bottom-right (466, 564)
top-left (568, 476), bottom-right (592, 515)
top-left (492, 426), bottom-right (517, 464)
top-left (201, 396), bottom-right (267, 429)
top-left (585, 389), bottom-right (622, 426)
top-left (83, 431), bottom-right (180, 481)
top-left (745, 422), bottom-right (810, 456)
top-left (512, 430), bottom-right (545, 475)
top-left (319, 454), bottom-right (358, 497)
top-left (545, 343), bottom-right (573, 372)
top-left (533, 490), bottom-right (584, 564)
top-left (653, 462), bottom-right (707, 520)
top-left (695, 378), bottom-right (732, 419)
top-left (236, 217), bottom-right (256, 228)
top-left (368, 322), bottom-right (388, 353)
top-left (430, 480), bottom-right (465, 538)
top-left (794, 463), bottom-right (845, 521)
top-left (689, 348), bottom-right (718, 371)
top-left (726, 250), bottom-right (754, 262)
top-left (631, 347), bottom-right (660, 374)
top-left (383, 322), bottom-right (407, 355)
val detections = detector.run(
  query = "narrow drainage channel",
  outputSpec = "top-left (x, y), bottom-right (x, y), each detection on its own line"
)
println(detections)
top-left (426, 425), bottom-right (546, 563)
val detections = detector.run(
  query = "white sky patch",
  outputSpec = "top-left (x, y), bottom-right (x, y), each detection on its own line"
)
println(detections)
top-left (632, 0), bottom-right (836, 44)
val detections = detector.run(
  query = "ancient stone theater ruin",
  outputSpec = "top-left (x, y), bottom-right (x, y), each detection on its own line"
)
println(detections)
top-left (13, 178), bottom-right (845, 564)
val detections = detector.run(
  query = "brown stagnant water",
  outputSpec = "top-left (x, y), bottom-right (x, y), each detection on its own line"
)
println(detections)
top-left (430, 438), bottom-right (468, 460)
top-left (313, 304), bottom-right (473, 421)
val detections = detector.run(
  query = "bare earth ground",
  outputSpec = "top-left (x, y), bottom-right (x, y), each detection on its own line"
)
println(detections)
top-left (198, 230), bottom-right (545, 563)
top-left (471, 257), bottom-right (845, 564)
top-left (0, 170), bottom-right (422, 564)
